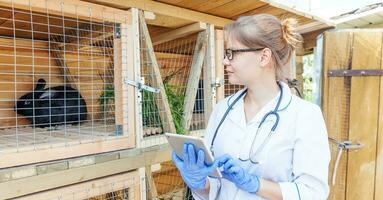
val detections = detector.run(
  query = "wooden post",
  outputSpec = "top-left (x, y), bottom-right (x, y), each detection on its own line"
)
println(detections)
top-left (376, 52), bottom-right (383, 200)
top-left (138, 11), bottom-right (176, 134)
top-left (145, 165), bottom-right (158, 199)
top-left (347, 32), bottom-right (381, 200)
top-left (215, 29), bottom-right (224, 102)
top-left (323, 31), bottom-right (353, 200)
top-left (182, 32), bottom-right (207, 133)
top-left (203, 24), bottom-right (215, 124)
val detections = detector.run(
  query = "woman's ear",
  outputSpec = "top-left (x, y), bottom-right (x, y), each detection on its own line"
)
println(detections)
top-left (259, 48), bottom-right (272, 67)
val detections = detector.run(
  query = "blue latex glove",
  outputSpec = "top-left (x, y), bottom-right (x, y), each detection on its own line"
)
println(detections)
top-left (218, 154), bottom-right (260, 194)
top-left (172, 143), bottom-right (221, 190)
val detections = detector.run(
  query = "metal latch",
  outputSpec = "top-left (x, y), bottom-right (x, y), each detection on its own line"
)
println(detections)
top-left (124, 78), bottom-right (160, 93)
top-left (329, 137), bottom-right (364, 185)
top-left (211, 78), bottom-right (223, 88)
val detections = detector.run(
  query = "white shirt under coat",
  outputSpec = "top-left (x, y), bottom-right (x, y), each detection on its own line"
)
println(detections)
top-left (192, 82), bottom-right (331, 200)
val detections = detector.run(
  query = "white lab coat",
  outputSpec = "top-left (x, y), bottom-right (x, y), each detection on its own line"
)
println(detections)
top-left (192, 82), bottom-right (331, 200)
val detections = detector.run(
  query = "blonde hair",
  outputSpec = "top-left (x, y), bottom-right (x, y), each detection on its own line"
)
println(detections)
top-left (224, 14), bottom-right (302, 80)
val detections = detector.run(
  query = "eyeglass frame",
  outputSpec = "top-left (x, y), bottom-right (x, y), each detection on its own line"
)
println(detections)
top-left (224, 48), bottom-right (264, 60)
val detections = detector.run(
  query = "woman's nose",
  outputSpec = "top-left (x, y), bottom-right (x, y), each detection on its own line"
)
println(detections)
top-left (222, 56), bottom-right (230, 66)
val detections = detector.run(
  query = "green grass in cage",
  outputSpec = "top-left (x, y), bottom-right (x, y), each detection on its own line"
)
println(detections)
top-left (98, 84), bottom-right (115, 119)
top-left (141, 83), bottom-right (185, 134)
top-left (142, 89), bottom-right (162, 127)
top-left (164, 83), bottom-right (185, 134)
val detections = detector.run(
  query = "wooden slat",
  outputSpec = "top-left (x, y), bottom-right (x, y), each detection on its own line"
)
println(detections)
top-left (206, 0), bottom-right (267, 18)
top-left (182, 32), bottom-right (207, 133)
top-left (87, 0), bottom-right (232, 28)
top-left (0, 145), bottom-right (171, 199)
top-left (346, 32), bottom-right (382, 200)
top-left (0, 0), bottom-right (130, 24)
top-left (138, 11), bottom-right (176, 134)
top-left (215, 29), bottom-right (224, 102)
top-left (152, 22), bottom-right (206, 46)
top-left (376, 42), bottom-right (383, 200)
top-left (322, 31), bottom-right (353, 200)
top-left (16, 170), bottom-right (140, 200)
top-left (203, 24), bottom-right (215, 124)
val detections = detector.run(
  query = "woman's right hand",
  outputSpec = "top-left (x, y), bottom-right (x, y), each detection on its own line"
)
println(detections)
top-left (172, 143), bottom-right (220, 190)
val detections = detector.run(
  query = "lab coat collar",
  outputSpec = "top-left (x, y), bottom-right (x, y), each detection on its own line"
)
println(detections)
top-left (226, 81), bottom-right (292, 128)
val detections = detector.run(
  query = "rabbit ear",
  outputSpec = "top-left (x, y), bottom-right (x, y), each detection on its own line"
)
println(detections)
top-left (34, 79), bottom-right (46, 91)
top-left (39, 90), bottom-right (58, 99)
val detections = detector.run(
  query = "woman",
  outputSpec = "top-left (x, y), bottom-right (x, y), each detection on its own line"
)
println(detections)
top-left (172, 14), bottom-right (330, 200)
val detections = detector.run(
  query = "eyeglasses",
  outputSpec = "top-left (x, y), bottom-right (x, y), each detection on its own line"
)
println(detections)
top-left (224, 48), bottom-right (264, 60)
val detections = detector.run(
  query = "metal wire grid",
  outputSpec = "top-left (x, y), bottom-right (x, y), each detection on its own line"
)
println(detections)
top-left (0, 1), bottom-right (129, 153)
top-left (43, 177), bottom-right (138, 200)
top-left (139, 28), bottom-right (205, 137)
top-left (149, 161), bottom-right (192, 200)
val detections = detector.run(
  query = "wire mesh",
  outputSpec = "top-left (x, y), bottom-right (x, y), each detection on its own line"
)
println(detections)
top-left (148, 161), bottom-right (192, 200)
top-left (139, 25), bottom-right (206, 139)
top-left (36, 174), bottom-right (139, 200)
top-left (0, 1), bottom-right (130, 154)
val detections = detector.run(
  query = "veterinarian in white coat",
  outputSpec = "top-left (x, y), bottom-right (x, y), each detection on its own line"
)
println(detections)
top-left (172, 14), bottom-right (330, 200)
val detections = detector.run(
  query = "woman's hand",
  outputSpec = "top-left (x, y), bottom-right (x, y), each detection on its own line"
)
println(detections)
top-left (217, 154), bottom-right (260, 194)
top-left (172, 143), bottom-right (220, 190)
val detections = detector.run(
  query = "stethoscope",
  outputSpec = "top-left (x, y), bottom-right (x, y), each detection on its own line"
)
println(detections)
top-left (210, 81), bottom-right (291, 164)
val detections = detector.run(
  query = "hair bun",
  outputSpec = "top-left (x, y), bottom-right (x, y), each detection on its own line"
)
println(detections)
top-left (281, 18), bottom-right (302, 49)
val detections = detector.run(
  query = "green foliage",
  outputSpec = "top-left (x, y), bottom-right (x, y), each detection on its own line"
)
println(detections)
top-left (164, 83), bottom-right (185, 134)
top-left (98, 84), bottom-right (114, 117)
top-left (142, 89), bottom-right (162, 127)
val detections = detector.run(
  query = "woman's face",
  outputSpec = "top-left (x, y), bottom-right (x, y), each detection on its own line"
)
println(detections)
top-left (223, 37), bottom-right (265, 86)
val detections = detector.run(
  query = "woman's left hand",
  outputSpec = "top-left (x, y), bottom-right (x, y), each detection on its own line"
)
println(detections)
top-left (217, 154), bottom-right (260, 194)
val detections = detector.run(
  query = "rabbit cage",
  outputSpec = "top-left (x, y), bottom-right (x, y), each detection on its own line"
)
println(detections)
top-left (0, 0), bottom-right (135, 168)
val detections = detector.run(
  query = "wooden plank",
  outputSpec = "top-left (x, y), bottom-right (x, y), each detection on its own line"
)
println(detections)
top-left (0, 0), bottom-right (130, 24)
top-left (346, 32), bottom-right (382, 200)
top-left (16, 170), bottom-right (140, 200)
top-left (87, 0), bottom-right (232, 28)
top-left (182, 32), bottom-right (207, 133)
top-left (138, 10), bottom-right (176, 134)
top-left (145, 165), bottom-right (158, 199)
top-left (215, 29), bottom-right (224, 102)
top-left (125, 23), bottom-right (136, 140)
top-left (0, 145), bottom-right (171, 199)
top-left (152, 22), bottom-right (206, 46)
top-left (114, 38), bottom-right (124, 129)
top-left (0, 137), bottom-right (134, 168)
top-left (322, 31), bottom-right (353, 200)
top-left (376, 35), bottom-right (383, 200)
top-left (130, 8), bottom-right (143, 148)
top-left (203, 24), bottom-right (215, 124)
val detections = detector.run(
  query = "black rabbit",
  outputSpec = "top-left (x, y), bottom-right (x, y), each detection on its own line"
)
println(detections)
top-left (15, 79), bottom-right (88, 128)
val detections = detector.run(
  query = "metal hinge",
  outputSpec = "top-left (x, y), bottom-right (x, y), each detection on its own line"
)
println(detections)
top-left (124, 77), bottom-right (160, 93)
top-left (328, 69), bottom-right (383, 77)
top-left (211, 78), bottom-right (223, 88)
top-left (329, 137), bottom-right (364, 186)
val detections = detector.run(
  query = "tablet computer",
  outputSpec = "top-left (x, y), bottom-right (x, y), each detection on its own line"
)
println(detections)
top-left (165, 132), bottom-right (222, 178)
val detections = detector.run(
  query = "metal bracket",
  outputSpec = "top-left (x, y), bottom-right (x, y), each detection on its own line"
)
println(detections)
top-left (328, 69), bottom-right (383, 77)
top-left (124, 78), bottom-right (160, 93)
top-left (211, 78), bottom-right (223, 88)
top-left (329, 137), bottom-right (364, 186)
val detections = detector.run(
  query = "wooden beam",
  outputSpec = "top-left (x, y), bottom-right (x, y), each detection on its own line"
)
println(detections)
top-left (203, 24), bottom-right (215, 124)
top-left (376, 43), bottom-right (383, 200)
top-left (145, 165), bottom-right (158, 199)
top-left (152, 22), bottom-right (206, 46)
top-left (0, 0), bottom-right (130, 24)
top-left (0, 137), bottom-right (135, 169)
top-left (215, 29), bottom-right (224, 102)
top-left (0, 145), bottom-right (172, 199)
top-left (85, 0), bottom-right (232, 28)
top-left (16, 171), bottom-right (140, 200)
top-left (346, 31), bottom-right (381, 200)
top-left (138, 10), bottom-right (176, 134)
top-left (182, 32), bottom-right (207, 133)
